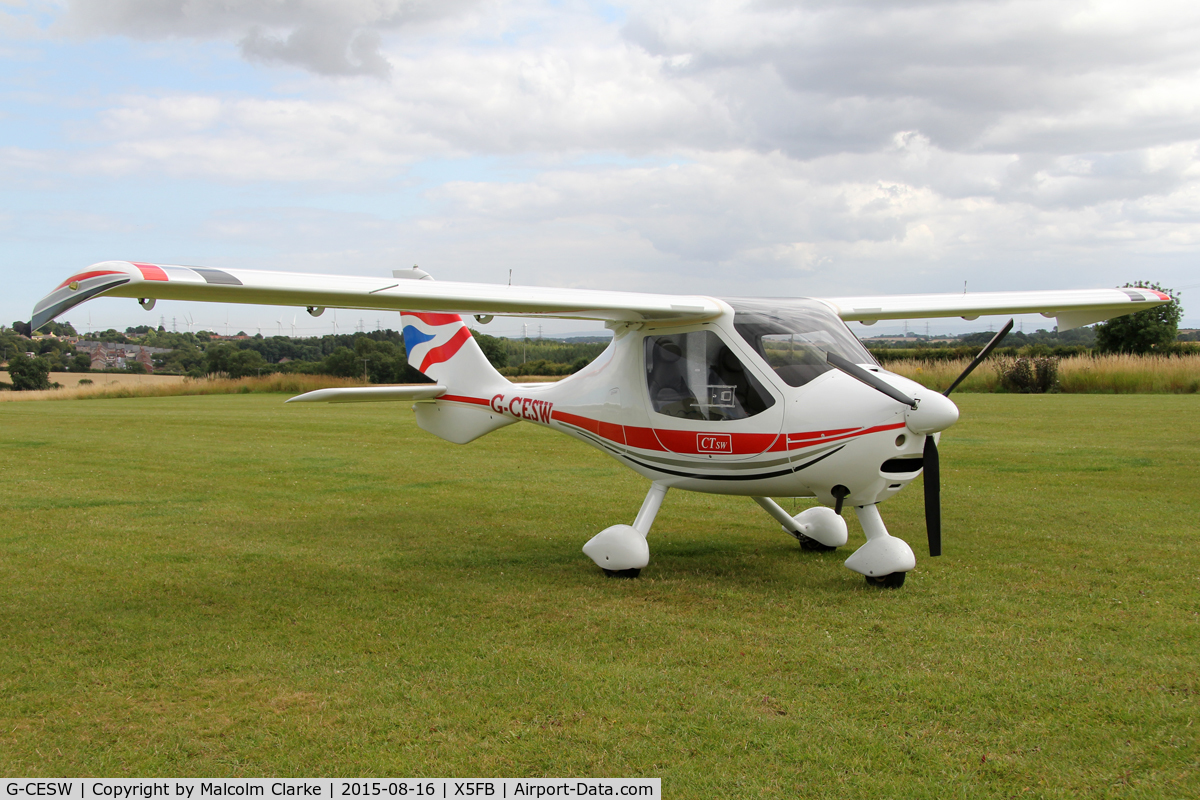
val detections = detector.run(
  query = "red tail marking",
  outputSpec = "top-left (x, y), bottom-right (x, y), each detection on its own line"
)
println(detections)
top-left (409, 311), bottom-right (463, 326)
top-left (418, 326), bottom-right (473, 372)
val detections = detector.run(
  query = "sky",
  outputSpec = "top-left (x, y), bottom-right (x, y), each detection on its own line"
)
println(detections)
top-left (3, 0), bottom-right (1199, 340)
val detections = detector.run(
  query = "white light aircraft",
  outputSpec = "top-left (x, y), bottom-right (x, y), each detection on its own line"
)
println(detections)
top-left (32, 262), bottom-right (1169, 587)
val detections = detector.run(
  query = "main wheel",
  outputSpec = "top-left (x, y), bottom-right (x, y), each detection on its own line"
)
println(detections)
top-left (603, 567), bottom-right (641, 579)
top-left (865, 572), bottom-right (906, 589)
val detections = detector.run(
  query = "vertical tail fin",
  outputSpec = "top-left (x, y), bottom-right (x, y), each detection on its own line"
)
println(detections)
top-left (401, 310), bottom-right (514, 444)
top-left (401, 311), bottom-right (508, 393)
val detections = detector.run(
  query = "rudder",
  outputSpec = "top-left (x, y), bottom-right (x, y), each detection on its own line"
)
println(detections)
top-left (401, 310), bottom-right (514, 444)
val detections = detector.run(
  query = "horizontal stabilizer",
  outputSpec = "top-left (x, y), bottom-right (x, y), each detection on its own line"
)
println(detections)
top-left (286, 384), bottom-right (446, 404)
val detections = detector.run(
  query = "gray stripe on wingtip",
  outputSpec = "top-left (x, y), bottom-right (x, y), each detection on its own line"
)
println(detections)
top-left (192, 268), bottom-right (243, 286)
top-left (31, 277), bottom-right (131, 331)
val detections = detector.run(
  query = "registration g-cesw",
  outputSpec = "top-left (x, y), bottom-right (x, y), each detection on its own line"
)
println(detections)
top-left (7, 785), bottom-right (74, 797)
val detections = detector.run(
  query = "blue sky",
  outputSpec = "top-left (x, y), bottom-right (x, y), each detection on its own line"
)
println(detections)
top-left (4, 0), bottom-right (1200, 338)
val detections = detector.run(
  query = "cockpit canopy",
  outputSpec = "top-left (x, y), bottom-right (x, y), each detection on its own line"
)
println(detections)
top-left (731, 298), bottom-right (877, 388)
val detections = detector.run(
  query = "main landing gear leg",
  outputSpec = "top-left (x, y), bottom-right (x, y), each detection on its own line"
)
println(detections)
top-left (752, 497), bottom-right (847, 551)
top-left (582, 482), bottom-right (669, 578)
top-left (844, 504), bottom-right (915, 588)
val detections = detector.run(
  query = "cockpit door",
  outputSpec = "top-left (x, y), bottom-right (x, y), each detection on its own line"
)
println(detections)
top-left (642, 328), bottom-right (785, 460)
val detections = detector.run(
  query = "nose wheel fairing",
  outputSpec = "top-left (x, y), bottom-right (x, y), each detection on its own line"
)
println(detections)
top-left (843, 504), bottom-right (916, 579)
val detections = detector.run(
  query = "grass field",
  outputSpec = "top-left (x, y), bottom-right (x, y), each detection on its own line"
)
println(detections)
top-left (1, 394), bottom-right (1197, 796)
top-left (0, 372), bottom-right (366, 402)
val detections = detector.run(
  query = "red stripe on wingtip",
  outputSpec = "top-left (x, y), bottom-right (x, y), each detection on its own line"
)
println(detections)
top-left (55, 270), bottom-right (124, 290)
top-left (418, 326), bottom-right (473, 372)
top-left (1151, 290), bottom-right (1170, 301)
top-left (131, 262), bottom-right (169, 281)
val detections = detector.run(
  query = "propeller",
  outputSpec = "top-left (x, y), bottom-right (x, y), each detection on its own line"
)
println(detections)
top-left (923, 433), bottom-right (941, 556)
top-left (943, 318), bottom-right (1015, 396)
top-left (824, 318), bottom-right (1014, 557)
top-left (923, 318), bottom-right (1013, 556)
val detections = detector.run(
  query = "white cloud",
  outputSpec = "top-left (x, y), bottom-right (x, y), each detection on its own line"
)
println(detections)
top-left (5, 0), bottom-right (1200, 329)
top-left (59, 0), bottom-right (481, 77)
top-left (621, 0), bottom-right (1200, 155)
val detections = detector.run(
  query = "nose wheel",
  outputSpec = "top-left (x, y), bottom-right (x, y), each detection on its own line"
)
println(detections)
top-left (865, 572), bottom-right (906, 589)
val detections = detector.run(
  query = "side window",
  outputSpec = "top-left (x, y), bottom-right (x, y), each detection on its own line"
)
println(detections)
top-left (644, 331), bottom-right (775, 421)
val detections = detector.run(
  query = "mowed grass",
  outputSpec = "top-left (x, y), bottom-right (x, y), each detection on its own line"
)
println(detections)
top-left (0, 394), bottom-right (1196, 797)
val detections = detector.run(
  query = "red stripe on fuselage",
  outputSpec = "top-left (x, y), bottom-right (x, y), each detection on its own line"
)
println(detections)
top-left (651, 427), bottom-right (780, 455)
top-left (551, 410), bottom-right (904, 455)
top-left (418, 326), bottom-right (473, 372)
top-left (55, 270), bottom-right (124, 290)
top-left (440, 394), bottom-right (489, 406)
top-left (789, 422), bottom-right (905, 446)
top-left (130, 262), bottom-right (169, 281)
top-left (788, 427), bottom-right (859, 442)
top-left (437, 395), bottom-right (906, 455)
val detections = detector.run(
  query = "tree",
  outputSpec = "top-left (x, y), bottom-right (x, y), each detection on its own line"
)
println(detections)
top-left (206, 343), bottom-right (267, 378)
top-left (470, 329), bottom-right (508, 369)
top-left (71, 353), bottom-right (93, 372)
top-left (7, 353), bottom-right (52, 391)
top-left (1095, 282), bottom-right (1183, 354)
top-left (321, 346), bottom-right (363, 378)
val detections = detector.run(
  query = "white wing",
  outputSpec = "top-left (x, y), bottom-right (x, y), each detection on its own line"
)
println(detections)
top-left (822, 288), bottom-right (1170, 330)
top-left (32, 260), bottom-right (1168, 332)
top-left (31, 261), bottom-right (722, 331)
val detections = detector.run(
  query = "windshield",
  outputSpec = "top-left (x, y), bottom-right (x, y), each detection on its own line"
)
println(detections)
top-left (731, 298), bottom-right (877, 388)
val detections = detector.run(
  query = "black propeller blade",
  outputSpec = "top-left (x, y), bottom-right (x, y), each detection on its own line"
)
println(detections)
top-left (924, 434), bottom-right (941, 557)
top-left (919, 317), bottom-right (1013, 557)
top-left (943, 318), bottom-right (1014, 396)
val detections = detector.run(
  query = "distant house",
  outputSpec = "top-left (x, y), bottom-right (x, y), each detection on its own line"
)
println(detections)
top-left (77, 341), bottom-right (170, 372)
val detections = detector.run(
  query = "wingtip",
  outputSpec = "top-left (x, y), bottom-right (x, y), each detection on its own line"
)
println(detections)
top-left (31, 265), bottom-right (137, 333)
